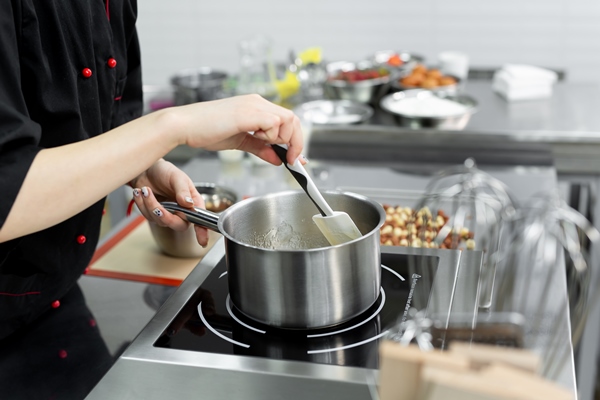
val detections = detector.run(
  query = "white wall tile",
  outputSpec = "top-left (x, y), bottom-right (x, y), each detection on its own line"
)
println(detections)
top-left (136, 0), bottom-right (600, 85)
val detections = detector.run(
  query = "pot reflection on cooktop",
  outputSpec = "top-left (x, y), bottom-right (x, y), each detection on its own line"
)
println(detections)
top-left (154, 251), bottom-right (439, 369)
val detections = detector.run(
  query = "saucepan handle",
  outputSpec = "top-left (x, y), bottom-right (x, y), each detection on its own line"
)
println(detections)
top-left (161, 201), bottom-right (220, 232)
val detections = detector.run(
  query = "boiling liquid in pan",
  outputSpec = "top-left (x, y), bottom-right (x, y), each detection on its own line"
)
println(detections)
top-left (249, 221), bottom-right (329, 250)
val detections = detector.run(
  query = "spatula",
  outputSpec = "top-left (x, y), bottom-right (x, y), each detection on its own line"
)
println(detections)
top-left (271, 144), bottom-right (362, 245)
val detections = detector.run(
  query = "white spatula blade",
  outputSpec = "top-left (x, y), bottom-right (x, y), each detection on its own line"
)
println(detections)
top-left (312, 211), bottom-right (363, 246)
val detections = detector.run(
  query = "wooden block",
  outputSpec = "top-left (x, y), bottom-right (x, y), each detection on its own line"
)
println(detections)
top-left (418, 364), bottom-right (573, 400)
top-left (449, 341), bottom-right (541, 374)
top-left (414, 367), bottom-right (537, 400)
top-left (421, 348), bottom-right (471, 371)
top-left (418, 366), bottom-right (512, 400)
top-left (378, 342), bottom-right (470, 400)
top-left (479, 364), bottom-right (573, 400)
top-left (379, 342), bottom-right (423, 400)
top-left (379, 342), bottom-right (572, 400)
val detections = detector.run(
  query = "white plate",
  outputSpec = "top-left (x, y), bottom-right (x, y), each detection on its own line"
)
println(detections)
top-left (294, 100), bottom-right (373, 125)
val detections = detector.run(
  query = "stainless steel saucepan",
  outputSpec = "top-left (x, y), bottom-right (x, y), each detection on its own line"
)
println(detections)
top-left (162, 190), bottom-right (386, 330)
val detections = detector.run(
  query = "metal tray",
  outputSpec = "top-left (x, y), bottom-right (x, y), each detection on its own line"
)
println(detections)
top-left (337, 186), bottom-right (503, 311)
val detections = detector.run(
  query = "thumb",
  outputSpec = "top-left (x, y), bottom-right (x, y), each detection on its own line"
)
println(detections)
top-left (176, 182), bottom-right (206, 210)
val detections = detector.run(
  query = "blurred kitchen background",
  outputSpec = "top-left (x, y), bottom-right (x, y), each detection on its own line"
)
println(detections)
top-left (136, 0), bottom-right (600, 86)
top-left (83, 1), bottom-right (600, 400)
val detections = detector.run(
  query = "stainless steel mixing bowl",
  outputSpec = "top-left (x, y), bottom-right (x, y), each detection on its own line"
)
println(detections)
top-left (149, 183), bottom-right (237, 258)
top-left (380, 89), bottom-right (478, 130)
top-left (323, 61), bottom-right (392, 104)
top-left (171, 67), bottom-right (229, 105)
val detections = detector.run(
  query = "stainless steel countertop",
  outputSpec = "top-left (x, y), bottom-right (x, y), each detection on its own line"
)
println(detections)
top-left (441, 81), bottom-right (600, 136)
top-left (308, 81), bottom-right (600, 174)
top-left (366, 81), bottom-right (600, 139)
top-left (87, 157), bottom-right (576, 399)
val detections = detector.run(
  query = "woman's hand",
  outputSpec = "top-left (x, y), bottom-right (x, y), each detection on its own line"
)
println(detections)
top-left (130, 159), bottom-right (208, 247)
top-left (170, 94), bottom-right (304, 165)
top-left (0, 95), bottom-right (304, 243)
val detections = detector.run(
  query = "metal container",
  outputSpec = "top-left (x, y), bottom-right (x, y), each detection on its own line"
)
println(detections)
top-left (369, 50), bottom-right (425, 74)
top-left (171, 67), bottom-right (228, 105)
top-left (379, 89), bottom-right (478, 130)
top-left (162, 190), bottom-right (386, 329)
top-left (149, 183), bottom-right (237, 258)
top-left (323, 61), bottom-right (392, 104)
top-left (293, 100), bottom-right (373, 125)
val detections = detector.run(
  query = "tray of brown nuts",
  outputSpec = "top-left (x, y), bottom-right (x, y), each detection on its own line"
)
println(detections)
top-left (339, 187), bottom-right (476, 251)
top-left (380, 204), bottom-right (475, 250)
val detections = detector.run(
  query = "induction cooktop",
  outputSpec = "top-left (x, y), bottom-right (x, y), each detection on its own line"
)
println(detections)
top-left (153, 249), bottom-right (440, 369)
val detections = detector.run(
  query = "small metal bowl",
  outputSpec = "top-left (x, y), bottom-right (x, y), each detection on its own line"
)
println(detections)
top-left (323, 61), bottom-right (392, 104)
top-left (149, 183), bottom-right (238, 258)
top-left (171, 67), bottom-right (229, 105)
top-left (380, 89), bottom-right (477, 130)
top-left (369, 50), bottom-right (425, 74)
top-left (293, 100), bottom-right (373, 125)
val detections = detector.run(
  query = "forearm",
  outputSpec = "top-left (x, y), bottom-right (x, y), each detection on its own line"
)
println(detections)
top-left (0, 94), bottom-right (304, 242)
top-left (0, 109), bottom-right (182, 242)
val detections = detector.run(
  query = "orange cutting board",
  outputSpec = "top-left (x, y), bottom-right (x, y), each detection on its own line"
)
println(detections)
top-left (87, 215), bottom-right (209, 286)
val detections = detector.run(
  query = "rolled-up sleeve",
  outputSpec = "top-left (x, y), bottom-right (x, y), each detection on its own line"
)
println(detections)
top-left (0, 2), bottom-right (42, 228)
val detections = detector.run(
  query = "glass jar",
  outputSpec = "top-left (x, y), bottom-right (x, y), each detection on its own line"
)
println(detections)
top-left (236, 34), bottom-right (279, 102)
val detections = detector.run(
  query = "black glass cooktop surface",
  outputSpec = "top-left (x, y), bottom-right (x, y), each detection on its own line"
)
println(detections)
top-left (154, 250), bottom-right (439, 369)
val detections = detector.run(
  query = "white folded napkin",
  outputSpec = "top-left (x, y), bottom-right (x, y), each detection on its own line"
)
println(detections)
top-left (493, 64), bottom-right (557, 101)
top-left (500, 64), bottom-right (558, 84)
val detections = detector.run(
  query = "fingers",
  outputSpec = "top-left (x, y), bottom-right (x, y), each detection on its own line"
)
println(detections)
top-left (240, 95), bottom-right (302, 142)
top-left (174, 179), bottom-right (205, 211)
top-left (132, 186), bottom-right (190, 232)
top-left (255, 113), bottom-right (298, 146)
top-left (188, 95), bottom-right (305, 164)
top-left (193, 225), bottom-right (209, 248)
top-left (132, 184), bottom-right (210, 247)
top-left (285, 115), bottom-right (305, 165)
top-left (186, 182), bottom-right (209, 247)
top-left (132, 161), bottom-right (212, 248)
top-left (240, 101), bottom-right (304, 165)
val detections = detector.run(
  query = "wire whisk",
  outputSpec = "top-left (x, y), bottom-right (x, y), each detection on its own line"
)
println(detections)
top-left (412, 158), bottom-right (517, 309)
top-left (490, 192), bottom-right (599, 379)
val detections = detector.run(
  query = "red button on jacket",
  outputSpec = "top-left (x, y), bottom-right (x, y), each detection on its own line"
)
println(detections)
top-left (51, 300), bottom-right (60, 308)
top-left (77, 235), bottom-right (86, 244)
top-left (81, 68), bottom-right (92, 78)
top-left (107, 58), bottom-right (117, 68)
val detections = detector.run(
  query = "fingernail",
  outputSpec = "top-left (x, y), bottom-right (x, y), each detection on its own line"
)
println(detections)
top-left (296, 154), bottom-right (309, 164)
top-left (153, 208), bottom-right (163, 217)
top-left (185, 196), bottom-right (194, 204)
top-left (133, 189), bottom-right (140, 197)
top-left (142, 187), bottom-right (149, 198)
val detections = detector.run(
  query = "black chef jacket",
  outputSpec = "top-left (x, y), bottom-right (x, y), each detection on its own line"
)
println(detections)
top-left (0, 0), bottom-right (142, 339)
top-left (0, 1), bottom-right (143, 398)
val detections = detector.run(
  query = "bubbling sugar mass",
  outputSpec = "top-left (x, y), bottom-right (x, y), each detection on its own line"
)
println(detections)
top-left (248, 221), bottom-right (329, 250)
